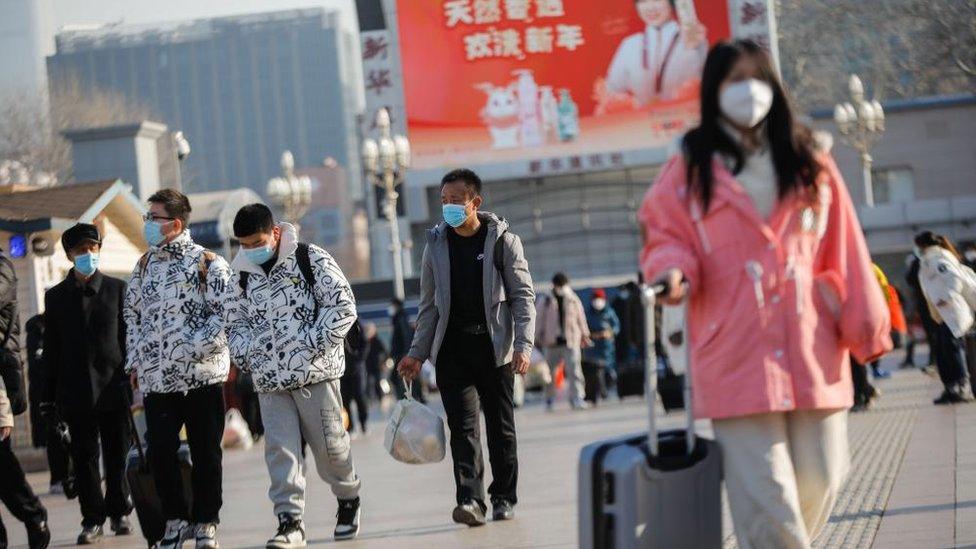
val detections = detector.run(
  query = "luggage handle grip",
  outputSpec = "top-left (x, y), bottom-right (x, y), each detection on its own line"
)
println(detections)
top-left (641, 282), bottom-right (694, 458)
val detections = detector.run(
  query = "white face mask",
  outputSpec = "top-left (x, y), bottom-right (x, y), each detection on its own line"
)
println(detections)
top-left (592, 298), bottom-right (607, 310)
top-left (719, 78), bottom-right (773, 129)
top-left (965, 250), bottom-right (976, 262)
top-left (387, 306), bottom-right (397, 317)
top-left (553, 286), bottom-right (565, 297)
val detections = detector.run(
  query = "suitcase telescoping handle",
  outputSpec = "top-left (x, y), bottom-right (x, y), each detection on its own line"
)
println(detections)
top-left (641, 282), bottom-right (694, 457)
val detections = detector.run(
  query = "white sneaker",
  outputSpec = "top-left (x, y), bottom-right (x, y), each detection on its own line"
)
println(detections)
top-left (159, 519), bottom-right (191, 549)
top-left (266, 514), bottom-right (306, 548)
top-left (195, 522), bottom-right (219, 549)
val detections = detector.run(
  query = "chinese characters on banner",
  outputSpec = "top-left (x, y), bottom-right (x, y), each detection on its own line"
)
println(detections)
top-left (728, 0), bottom-right (777, 61)
top-left (396, 1), bottom-right (738, 174)
top-left (360, 29), bottom-right (407, 139)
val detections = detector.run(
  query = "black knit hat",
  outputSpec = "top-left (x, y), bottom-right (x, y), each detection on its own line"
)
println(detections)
top-left (61, 223), bottom-right (102, 253)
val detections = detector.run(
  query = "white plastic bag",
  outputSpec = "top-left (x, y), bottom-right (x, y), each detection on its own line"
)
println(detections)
top-left (221, 408), bottom-right (253, 450)
top-left (384, 383), bottom-right (446, 464)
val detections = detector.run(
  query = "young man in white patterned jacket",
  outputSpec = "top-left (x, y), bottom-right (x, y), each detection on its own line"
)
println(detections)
top-left (224, 204), bottom-right (361, 547)
top-left (124, 189), bottom-right (232, 549)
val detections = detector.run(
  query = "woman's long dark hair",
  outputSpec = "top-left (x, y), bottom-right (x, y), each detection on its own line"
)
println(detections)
top-left (682, 40), bottom-right (821, 210)
top-left (915, 231), bottom-right (962, 261)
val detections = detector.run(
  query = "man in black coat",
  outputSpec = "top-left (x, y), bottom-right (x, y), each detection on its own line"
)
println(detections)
top-left (41, 224), bottom-right (133, 544)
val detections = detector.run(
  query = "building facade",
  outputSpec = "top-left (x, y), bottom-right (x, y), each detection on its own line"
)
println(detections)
top-left (47, 8), bottom-right (364, 199)
top-left (812, 94), bottom-right (976, 285)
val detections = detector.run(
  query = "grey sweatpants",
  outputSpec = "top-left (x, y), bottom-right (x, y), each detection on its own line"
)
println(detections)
top-left (259, 379), bottom-right (361, 518)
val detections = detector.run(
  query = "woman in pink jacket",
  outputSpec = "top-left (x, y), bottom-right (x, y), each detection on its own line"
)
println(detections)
top-left (639, 40), bottom-right (891, 548)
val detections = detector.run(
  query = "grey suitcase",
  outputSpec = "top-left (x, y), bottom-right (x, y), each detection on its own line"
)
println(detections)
top-left (579, 283), bottom-right (722, 549)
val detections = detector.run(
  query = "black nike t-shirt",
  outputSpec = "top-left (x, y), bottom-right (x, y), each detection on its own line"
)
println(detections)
top-left (447, 222), bottom-right (488, 331)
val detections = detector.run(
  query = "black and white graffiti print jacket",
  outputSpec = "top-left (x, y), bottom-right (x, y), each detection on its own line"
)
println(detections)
top-left (224, 223), bottom-right (357, 393)
top-left (123, 230), bottom-right (231, 393)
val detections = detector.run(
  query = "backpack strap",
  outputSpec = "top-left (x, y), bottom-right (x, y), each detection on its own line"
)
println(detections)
top-left (493, 230), bottom-right (509, 296)
top-left (295, 243), bottom-right (319, 319)
top-left (137, 253), bottom-right (151, 277)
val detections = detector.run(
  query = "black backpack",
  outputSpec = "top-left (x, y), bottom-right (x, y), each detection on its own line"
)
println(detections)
top-left (239, 243), bottom-right (359, 352)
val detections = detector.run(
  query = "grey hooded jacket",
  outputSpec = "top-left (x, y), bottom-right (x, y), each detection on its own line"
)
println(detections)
top-left (407, 212), bottom-right (535, 367)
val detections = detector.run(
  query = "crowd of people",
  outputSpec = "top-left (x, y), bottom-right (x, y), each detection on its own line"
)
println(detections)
top-left (0, 36), bottom-right (973, 549)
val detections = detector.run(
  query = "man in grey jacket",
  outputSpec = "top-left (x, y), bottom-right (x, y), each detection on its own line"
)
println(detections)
top-left (398, 168), bottom-right (535, 526)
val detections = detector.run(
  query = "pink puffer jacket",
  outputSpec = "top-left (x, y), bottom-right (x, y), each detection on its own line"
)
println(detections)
top-left (639, 153), bottom-right (891, 419)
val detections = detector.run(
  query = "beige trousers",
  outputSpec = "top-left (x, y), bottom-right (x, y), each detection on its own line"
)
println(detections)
top-left (712, 409), bottom-right (849, 549)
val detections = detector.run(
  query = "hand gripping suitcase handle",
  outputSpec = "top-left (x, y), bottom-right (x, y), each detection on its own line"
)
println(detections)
top-left (641, 282), bottom-right (694, 457)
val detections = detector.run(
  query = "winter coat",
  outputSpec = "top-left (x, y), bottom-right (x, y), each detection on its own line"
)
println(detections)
top-left (408, 212), bottom-right (536, 367)
top-left (917, 246), bottom-right (976, 338)
top-left (225, 223), bottom-right (357, 392)
top-left (584, 306), bottom-right (620, 367)
top-left (124, 230), bottom-right (231, 394)
top-left (43, 270), bottom-right (130, 412)
top-left (639, 153), bottom-right (891, 419)
top-left (535, 289), bottom-right (590, 350)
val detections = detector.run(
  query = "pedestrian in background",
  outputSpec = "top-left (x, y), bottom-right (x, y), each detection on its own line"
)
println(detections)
top-left (584, 289), bottom-right (621, 391)
top-left (224, 204), bottom-right (362, 545)
top-left (124, 190), bottom-right (231, 549)
top-left (536, 272), bottom-right (592, 410)
top-left (914, 231), bottom-right (975, 404)
top-left (398, 168), bottom-right (535, 526)
top-left (640, 40), bottom-right (890, 547)
top-left (41, 223), bottom-right (133, 543)
top-left (341, 319), bottom-right (370, 436)
top-left (389, 298), bottom-right (423, 402)
top-left (363, 322), bottom-right (389, 402)
top-left (24, 313), bottom-right (73, 496)
top-left (0, 246), bottom-right (50, 549)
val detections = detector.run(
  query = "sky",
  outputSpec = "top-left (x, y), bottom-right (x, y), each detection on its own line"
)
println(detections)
top-left (51, 0), bottom-right (357, 34)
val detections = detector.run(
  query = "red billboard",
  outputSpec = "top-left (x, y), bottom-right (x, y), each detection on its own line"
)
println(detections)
top-left (397, 0), bottom-right (732, 171)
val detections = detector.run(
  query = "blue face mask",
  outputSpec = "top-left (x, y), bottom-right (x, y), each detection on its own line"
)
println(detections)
top-left (74, 252), bottom-right (99, 277)
top-left (144, 221), bottom-right (166, 247)
top-left (244, 245), bottom-right (275, 266)
top-left (442, 203), bottom-right (470, 228)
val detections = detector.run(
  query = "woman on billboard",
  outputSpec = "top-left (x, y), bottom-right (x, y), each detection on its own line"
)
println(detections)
top-left (605, 0), bottom-right (708, 105)
top-left (640, 40), bottom-right (891, 547)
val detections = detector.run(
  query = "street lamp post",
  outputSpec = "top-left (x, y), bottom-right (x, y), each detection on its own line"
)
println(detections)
top-left (833, 74), bottom-right (885, 207)
top-left (266, 150), bottom-right (312, 230)
top-left (361, 108), bottom-right (410, 301)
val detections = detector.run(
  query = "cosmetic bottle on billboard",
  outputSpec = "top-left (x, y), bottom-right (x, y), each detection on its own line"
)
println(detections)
top-left (557, 88), bottom-right (580, 142)
top-left (675, 0), bottom-right (699, 25)
top-left (539, 86), bottom-right (559, 142)
top-left (513, 69), bottom-right (543, 147)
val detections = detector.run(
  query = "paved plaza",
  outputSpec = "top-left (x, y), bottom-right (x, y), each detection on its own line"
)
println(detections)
top-left (5, 353), bottom-right (974, 548)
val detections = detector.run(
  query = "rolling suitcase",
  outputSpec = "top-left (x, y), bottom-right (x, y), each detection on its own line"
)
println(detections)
top-left (579, 283), bottom-right (722, 549)
top-left (125, 406), bottom-right (194, 547)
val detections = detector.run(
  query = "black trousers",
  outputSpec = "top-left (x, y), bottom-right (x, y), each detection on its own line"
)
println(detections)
top-left (66, 408), bottom-right (132, 526)
top-left (931, 323), bottom-right (969, 392)
top-left (0, 438), bottom-right (47, 546)
top-left (143, 384), bottom-right (224, 524)
top-left (436, 331), bottom-right (518, 507)
top-left (341, 372), bottom-right (369, 433)
top-left (46, 421), bottom-right (71, 487)
top-left (850, 358), bottom-right (875, 405)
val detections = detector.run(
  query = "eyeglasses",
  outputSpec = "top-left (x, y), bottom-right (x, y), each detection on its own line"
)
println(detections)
top-left (143, 213), bottom-right (175, 223)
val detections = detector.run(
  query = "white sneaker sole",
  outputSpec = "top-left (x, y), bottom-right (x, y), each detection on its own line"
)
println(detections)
top-left (334, 508), bottom-right (361, 541)
top-left (266, 540), bottom-right (306, 549)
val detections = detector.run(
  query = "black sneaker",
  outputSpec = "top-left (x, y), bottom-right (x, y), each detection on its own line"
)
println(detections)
top-left (159, 519), bottom-right (192, 549)
top-left (934, 390), bottom-right (966, 405)
top-left (110, 516), bottom-right (132, 536)
top-left (334, 498), bottom-right (361, 541)
top-left (77, 524), bottom-right (103, 545)
top-left (492, 500), bottom-right (515, 521)
top-left (452, 500), bottom-right (486, 527)
top-left (26, 519), bottom-right (51, 549)
top-left (267, 514), bottom-right (306, 548)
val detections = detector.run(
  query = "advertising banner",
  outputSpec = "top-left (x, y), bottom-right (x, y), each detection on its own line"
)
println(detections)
top-left (397, 0), bottom-right (735, 174)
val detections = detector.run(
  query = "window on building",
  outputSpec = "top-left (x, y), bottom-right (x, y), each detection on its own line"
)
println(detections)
top-left (872, 167), bottom-right (915, 204)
